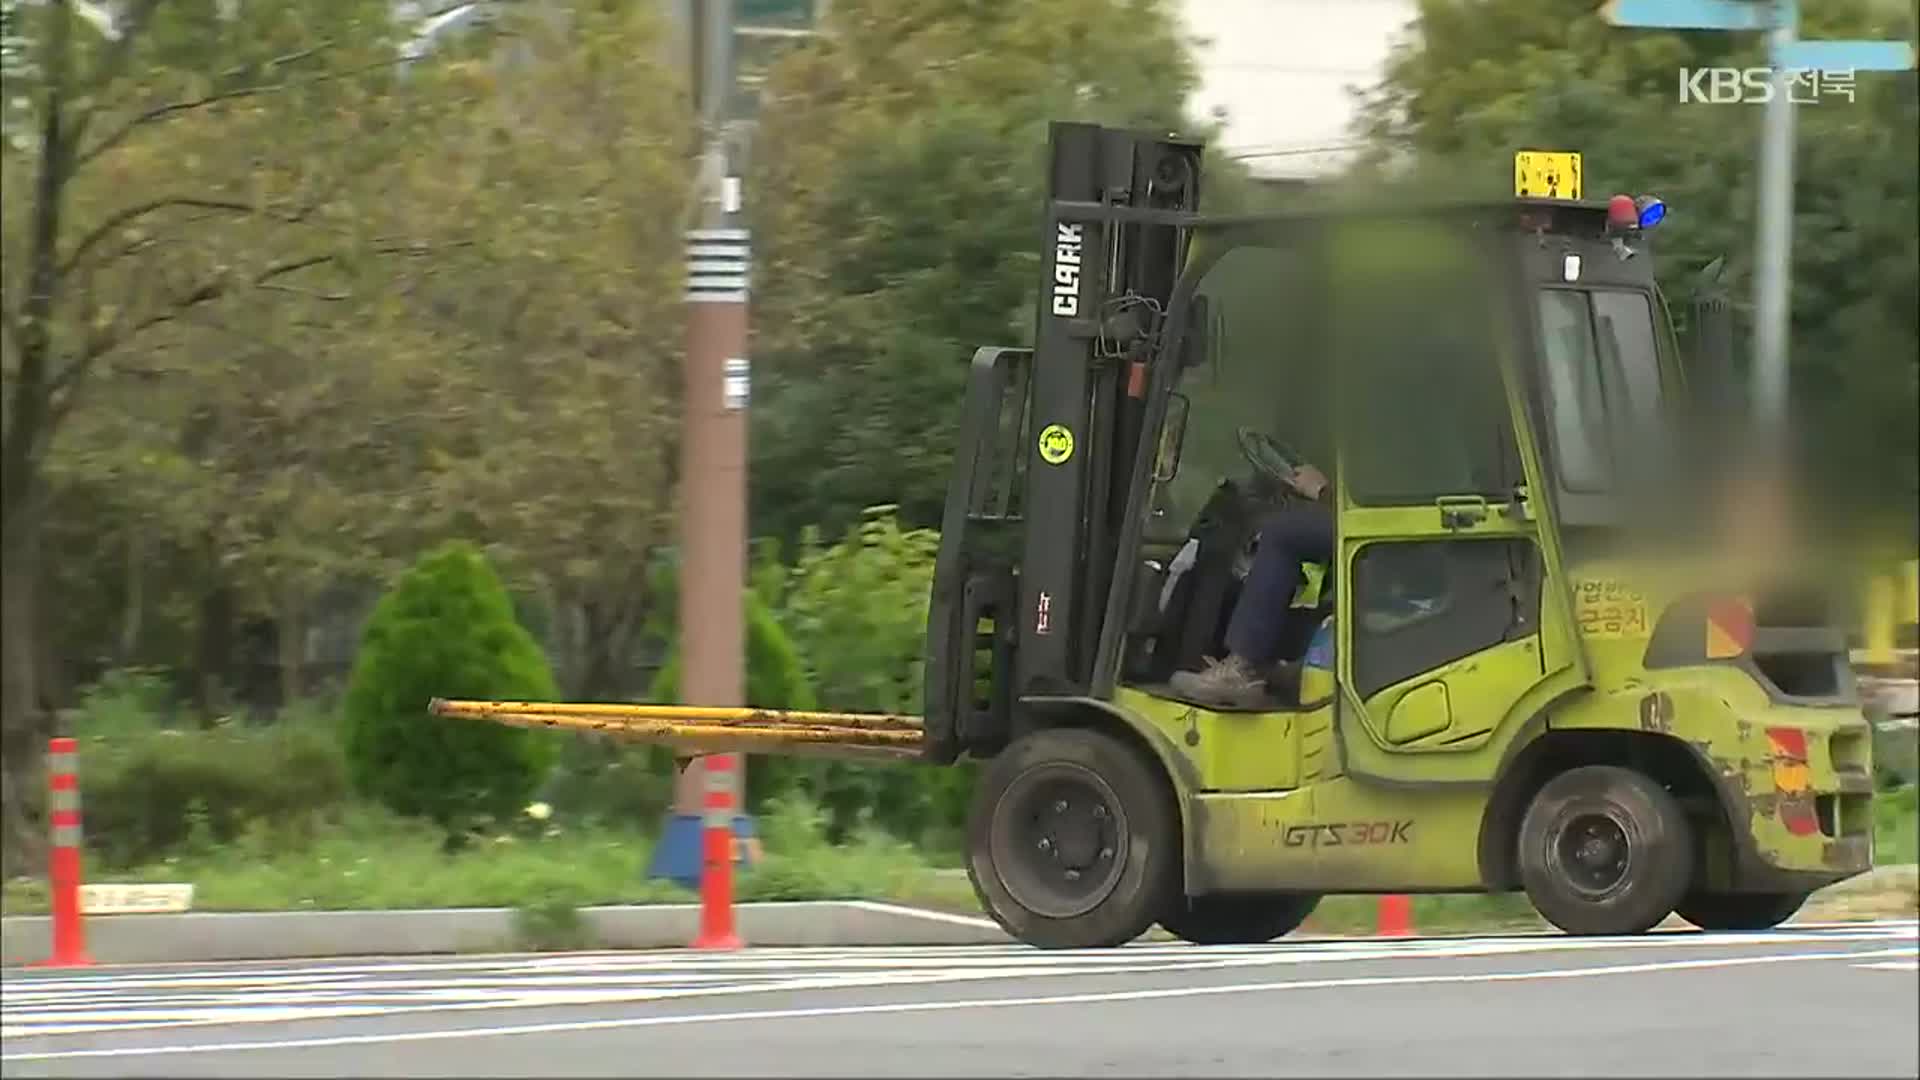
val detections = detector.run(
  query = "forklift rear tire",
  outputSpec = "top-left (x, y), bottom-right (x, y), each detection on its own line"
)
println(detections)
top-left (967, 727), bottom-right (1179, 949)
top-left (1674, 890), bottom-right (1809, 931)
top-left (1159, 892), bottom-right (1321, 945)
top-left (1517, 765), bottom-right (1693, 936)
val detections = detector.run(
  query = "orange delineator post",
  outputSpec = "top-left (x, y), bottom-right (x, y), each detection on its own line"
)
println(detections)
top-left (33, 737), bottom-right (93, 968)
top-left (1376, 893), bottom-right (1414, 938)
top-left (691, 752), bottom-right (743, 950)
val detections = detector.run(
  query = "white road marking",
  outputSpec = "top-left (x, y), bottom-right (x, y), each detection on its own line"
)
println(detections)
top-left (4, 945), bottom-right (1908, 1063)
top-left (1855, 959), bottom-right (1918, 972)
top-left (5, 922), bottom-right (1911, 1042)
top-left (839, 899), bottom-right (1003, 930)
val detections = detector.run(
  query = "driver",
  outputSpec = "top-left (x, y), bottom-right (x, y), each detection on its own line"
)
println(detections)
top-left (1169, 458), bottom-right (1333, 708)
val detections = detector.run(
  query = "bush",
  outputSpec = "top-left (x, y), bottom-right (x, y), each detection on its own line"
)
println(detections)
top-left (73, 667), bottom-right (179, 738)
top-left (81, 725), bottom-right (350, 868)
top-left (766, 508), bottom-right (976, 848)
top-left (646, 588), bottom-right (817, 712)
top-left (1876, 784), bottom-right (1918, 864)
top-left (341, 541), bottom-right (560, 833)
top-left (511, 898), bottom-right (592, 951)
top-left (644, 577), bottom-right (821, 816)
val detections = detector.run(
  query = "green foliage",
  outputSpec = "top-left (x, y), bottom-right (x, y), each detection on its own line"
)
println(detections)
top-left (1876, 784), bottom-right (1919, 864)
top-left (72, 667), bottom-right (180, 739)
top-left (646, 589), bottom-right (817, 712)
top-left (341, 542), bottom-right (560, 831)
top-left (643, 575), bottom-right (822, 817)
top-left (760, 509), bottom-right (975, 847)
top-left (80, 725), bottom-right (349, 869)
top-left (735, 790), bottom-right (937, 901)
top-left (1356, 0), bottom-right (1919, 543)
top-left (746, 0), bottom-right (1211, 541)
top-left (783, 507), bottom-right (939, 713)
top-left (511, 898), bottom-right (593, 952)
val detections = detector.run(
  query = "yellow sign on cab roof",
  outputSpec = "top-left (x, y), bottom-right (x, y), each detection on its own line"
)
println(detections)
top-left (1514, 150), bottom-right (1583, 200)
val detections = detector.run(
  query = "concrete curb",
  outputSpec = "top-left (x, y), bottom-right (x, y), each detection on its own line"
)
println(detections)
top-left (6, 866), bottom-right (1911, 968)
top-left (1, 900), bottom-right (1011, 967)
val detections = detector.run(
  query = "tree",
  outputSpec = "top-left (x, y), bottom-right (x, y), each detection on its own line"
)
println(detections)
top-left (743, 0), bottom-right (1206, 542)
top-left (340, 540), bottom-right (559, 833)
top-left (0, 0), bottom-right (462, 873)
top-left (1352, 0), bottom-right (1919, 543)
top-left (0, 1), bottom-right (700, 873)
top-left (380, 0), bottom-right (696, 701)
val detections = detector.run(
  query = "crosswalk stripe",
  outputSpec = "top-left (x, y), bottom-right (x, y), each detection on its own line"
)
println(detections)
top-left (4, 920), bottom-right (1913, 1042)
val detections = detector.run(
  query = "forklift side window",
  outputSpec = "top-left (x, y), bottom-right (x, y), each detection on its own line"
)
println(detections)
top-left (1593, 290), bottom-right (1665, 432)
top-left (1537, 288), bottom-right (1668, 494)
top-left (1537, 289), bottom-right (1614, 492)
top-left (1157, 244), bottom-right (1327, 533)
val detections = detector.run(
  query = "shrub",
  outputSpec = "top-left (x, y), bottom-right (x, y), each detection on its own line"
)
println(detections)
top-left (73, 667), bottom-right (179, 738)
top-left (646, 588), bottom-right (817, 712)
top-left (511, 898), bottom-right (593, 951)
top-left (81, 725), bottom-right (350, 868)
top-left (341, 541), bottom-right (560, 832)
top-left (645, 578), bottom-right (822, 815)
top-left (768, 507), bottom-right (976, 848)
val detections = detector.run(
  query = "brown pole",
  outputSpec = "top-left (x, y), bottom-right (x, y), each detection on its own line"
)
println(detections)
top-left (676, 214), bottom-right (750, 815)
top-left (682, 245), bottom-right (749, 693)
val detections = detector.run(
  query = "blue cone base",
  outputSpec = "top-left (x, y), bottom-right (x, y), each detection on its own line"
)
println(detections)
top-left (645, 814), bottom-right (761, 890)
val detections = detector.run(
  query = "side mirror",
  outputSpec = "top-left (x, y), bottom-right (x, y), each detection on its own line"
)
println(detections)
top-left (1686, 255), bottom-right (1736, 417)
top-left (1154, 392), bottom-right (1192, 483)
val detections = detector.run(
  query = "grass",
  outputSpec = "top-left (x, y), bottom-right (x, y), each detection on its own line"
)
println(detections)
top-left (6, 784), bottom-right (1913, 931)
top-left (3, 805), bottom-right (694, 915)
top-left (0, 795), bottom-right (956, 917)
top-left (1873, 783), bottom-right (1919, 864)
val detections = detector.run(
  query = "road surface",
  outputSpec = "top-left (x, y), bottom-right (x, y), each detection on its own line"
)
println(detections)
top-left (4, 920), bottom-right (1915, 1077)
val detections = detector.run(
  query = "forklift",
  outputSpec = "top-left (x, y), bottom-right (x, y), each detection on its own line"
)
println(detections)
top-left (435, 121), bottom-right (1876, 949)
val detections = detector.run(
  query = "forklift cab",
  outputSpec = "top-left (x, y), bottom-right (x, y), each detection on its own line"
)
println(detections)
top-left (1125, 215), bottom-right (1534, 710)
top-left (922, 123), bottom-right (1688, 766)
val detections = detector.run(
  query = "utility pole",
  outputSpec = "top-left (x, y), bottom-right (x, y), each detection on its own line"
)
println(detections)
top-left (652, 0), bottom-right (755, 898)
top-left (1603, 0), bottom-right (1914, 439)
top-left (1750, 11), bottom-right (1797, 436)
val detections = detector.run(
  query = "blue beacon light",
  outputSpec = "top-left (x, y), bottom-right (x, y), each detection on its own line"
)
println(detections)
top-left (1635, 195), bottom-right (1667, 229)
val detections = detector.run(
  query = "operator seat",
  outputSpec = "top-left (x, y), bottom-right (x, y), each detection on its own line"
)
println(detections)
top-left (1126, 478), bottom-right (1335, 699)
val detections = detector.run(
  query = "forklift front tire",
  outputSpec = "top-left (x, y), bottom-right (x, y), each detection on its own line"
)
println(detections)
top-left (1158, 891), bottom-right (1321, 945)
top-left (1517, 765), bottom-right (1693, 936)
top-left (967, 727), bottom-right (1179, 949)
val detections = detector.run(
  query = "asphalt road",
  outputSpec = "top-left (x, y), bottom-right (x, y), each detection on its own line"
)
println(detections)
top-left (3, 920), bottom-right (1914, 1077)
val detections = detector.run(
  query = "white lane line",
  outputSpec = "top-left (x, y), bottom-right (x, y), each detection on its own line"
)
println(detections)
top-left (0, 936), bottom-right (1853, 1020)
top-left (9, 919), bottom-right (1913, 989)
top-left (1854, 959), bottom-right (1918, 972)
top-left (7, 920), bottom-right (1909, 991)
top-left (0, 971), bottom-right (957, 1040)
top-left (4, 946), bottom-right (1908, 1062)
top-left (840, 900), bottom-right (1004, 931)
top-left (8, 925), bottom-right (1917, 1037)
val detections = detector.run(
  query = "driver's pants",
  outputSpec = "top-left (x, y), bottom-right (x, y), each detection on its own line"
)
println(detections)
top-left (1225, 502), bottom-right (1334, 666)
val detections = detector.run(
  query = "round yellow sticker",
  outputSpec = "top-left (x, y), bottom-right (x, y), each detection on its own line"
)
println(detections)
top-left (1038, 423), bottom-right (1074, 465)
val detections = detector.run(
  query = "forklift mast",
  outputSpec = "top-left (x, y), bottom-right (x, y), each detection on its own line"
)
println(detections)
top-left (923, 122), bottom-right (1205, 763)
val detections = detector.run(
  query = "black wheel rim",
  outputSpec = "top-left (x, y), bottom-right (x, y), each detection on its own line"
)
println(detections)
top-left (1552, 810), bottom-right (1634, 899)
top-left (990, 762), bottom-right (1128, 920)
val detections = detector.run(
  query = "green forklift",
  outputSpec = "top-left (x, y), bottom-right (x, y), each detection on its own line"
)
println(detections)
top-left (435, 122), bottom-right (1876, 949)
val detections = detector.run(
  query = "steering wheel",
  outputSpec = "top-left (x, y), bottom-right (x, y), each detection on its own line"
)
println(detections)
top-left (1236, 426), bottom-right (1306, 487)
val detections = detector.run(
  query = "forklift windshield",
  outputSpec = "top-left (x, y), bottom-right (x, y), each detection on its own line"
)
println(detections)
top-left (1152, 208), bottom-right (1682, 546)
top-left (1535, 285), bottom-right (1671, 495)
top-left (1151, 217), bottom-right (1522, 544)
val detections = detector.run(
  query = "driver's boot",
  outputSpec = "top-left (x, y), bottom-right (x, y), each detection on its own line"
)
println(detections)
top-left (1169, 654), bottom-right (1268, 709)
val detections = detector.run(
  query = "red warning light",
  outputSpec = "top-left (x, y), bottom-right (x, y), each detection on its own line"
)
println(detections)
top-left (1607, 194), bottom-right (1638, 228)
